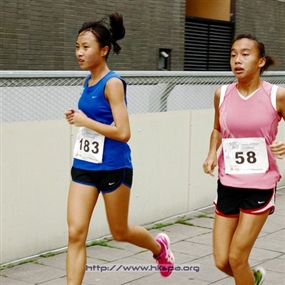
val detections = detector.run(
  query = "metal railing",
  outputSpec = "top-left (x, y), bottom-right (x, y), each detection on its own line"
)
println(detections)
top-left (1, 71), bottom-right (285, 123)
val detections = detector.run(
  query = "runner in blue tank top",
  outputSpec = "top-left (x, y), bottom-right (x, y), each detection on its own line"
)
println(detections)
top-left (73, 70), bottom-right (132, 171)
top-left (64, 13), bottom-right (174, 285)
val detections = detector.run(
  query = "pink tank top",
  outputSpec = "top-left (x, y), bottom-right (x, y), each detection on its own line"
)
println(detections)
top-left (218, 81), bottom-right (281, 189)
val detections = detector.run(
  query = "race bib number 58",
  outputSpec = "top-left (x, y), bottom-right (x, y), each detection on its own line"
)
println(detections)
top-left (222, 137), bottom-right (269, 174)
top-left (73, 127), bottom-right (105, 163)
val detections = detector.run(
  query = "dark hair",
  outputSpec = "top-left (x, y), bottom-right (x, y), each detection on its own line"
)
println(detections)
top-left (232, 34), bottom-right (276, 74)
top-left (78, 12), bottom-right (125, 59)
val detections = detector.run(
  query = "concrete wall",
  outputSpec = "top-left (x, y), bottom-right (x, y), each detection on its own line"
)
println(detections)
top-left (1, 110), bottom-right (284, 264)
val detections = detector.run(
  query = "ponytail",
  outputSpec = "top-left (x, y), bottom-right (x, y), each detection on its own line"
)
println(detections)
top-left (109, 13), bottom-right (125, 54)
top-left (78, 12), bottom-right (125, 59)
top-left (262, 55), bottom-right (276, 74)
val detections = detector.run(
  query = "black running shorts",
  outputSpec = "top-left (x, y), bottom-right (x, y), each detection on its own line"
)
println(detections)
top-left (71, 167), bottom-right (133, 193)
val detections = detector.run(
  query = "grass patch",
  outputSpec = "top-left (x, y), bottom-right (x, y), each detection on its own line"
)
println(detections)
top-left (175, 215), bottom-right (213, 230)
top-left (40, 252), bottom-right (59, 258)
top-left (86, 238), bottom-right (119, 249)
top-left (175, 218), bottom-right (195, 226)
top-left (18, 259), bottom-right (39, 265)
top-left (195, 214), bottom-right (214, 219)
top-left (146, 222), bottom-right (173, 231)
top-left (0, 263), bottom-right (15, 271)
top-left (1, 259), bottom-right (43, 271)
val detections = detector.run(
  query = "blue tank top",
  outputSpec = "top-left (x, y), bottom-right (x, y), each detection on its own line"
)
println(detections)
top-left (73, 71), bottom-right (132, 171)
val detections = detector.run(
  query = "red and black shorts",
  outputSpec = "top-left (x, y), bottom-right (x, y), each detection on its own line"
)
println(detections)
top-left (214, 179), bottom-right (276, 217)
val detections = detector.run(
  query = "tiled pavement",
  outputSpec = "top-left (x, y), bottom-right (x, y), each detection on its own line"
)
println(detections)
top-left (1, 188), bottom-right (285, 285)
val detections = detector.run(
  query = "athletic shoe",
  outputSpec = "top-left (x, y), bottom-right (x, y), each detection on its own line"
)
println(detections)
top-left (154, 233), bottom-right (175, 277)
top-left (253, 266), bottom-right (266, 285)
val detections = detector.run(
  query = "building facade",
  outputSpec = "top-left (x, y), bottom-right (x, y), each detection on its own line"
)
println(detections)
top-left (0, 0), bottom-right (284, 71)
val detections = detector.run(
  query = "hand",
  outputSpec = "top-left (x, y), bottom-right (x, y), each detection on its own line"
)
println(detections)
top-left (64, 109), bottom-right (75, 125)
top-left (73, 110), bottom-right (88, 127)
top-left (203, 155), bottom-right (217, 177)
top-left (269, 140), bottom-right (285, 159)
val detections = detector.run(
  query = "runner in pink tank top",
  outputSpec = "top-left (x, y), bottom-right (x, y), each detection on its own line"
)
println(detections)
top-left (218, 81), bottom-right (281, 189)
top-left (203, 34), bottom-right (285, 285)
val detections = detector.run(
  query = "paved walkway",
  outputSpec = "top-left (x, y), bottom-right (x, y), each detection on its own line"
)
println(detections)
top-left (1, 188), bottom-right (285, 285)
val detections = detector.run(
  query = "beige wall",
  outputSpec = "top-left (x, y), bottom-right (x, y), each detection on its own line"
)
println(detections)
top-left (186, 0), bottom-right (231, 21)
top-left (1, 110), bottom-right (284, 264)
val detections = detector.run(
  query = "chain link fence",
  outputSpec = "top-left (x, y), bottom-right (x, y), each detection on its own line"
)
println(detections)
top-left (1, 71), bottom-right (285, 123)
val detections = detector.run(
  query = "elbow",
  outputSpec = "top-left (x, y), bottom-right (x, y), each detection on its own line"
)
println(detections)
top-left (214, 126), bottom-right (221, 133)
top-left (118, 131), bottom-right (131, 143)
top-left (121, 133), bottom-right (131, 143)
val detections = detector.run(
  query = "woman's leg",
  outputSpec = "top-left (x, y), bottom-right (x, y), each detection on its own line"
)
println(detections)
top-left (213, 214), bottom-right (239, 276)
top-left (102, 184), bottom-right (161, 255)
top-left (66, 181), bottom-right (99, 285)
top-left (229, 210), bottom-right (270, 285)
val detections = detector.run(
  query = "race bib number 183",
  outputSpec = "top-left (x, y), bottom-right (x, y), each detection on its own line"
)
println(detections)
top-left (73, 127), bottom-right (105, 163)
top-left (222, 137), bottom-right (269, 174)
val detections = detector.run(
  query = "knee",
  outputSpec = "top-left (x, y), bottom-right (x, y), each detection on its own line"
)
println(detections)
top-left (215, 259), bottom-right (230, 273)
top-left (111, 227), bottom-right (129, 242)
top-left (228, 250), bottom-right (243, 270)
top-left (214, 254), bottom-right (230, 273)
top-left (68, 225), bottom-right (87, 245)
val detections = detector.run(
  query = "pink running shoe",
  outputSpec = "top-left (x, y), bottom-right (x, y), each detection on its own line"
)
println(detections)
top-left (154, 233), bottom-right (175, 277)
